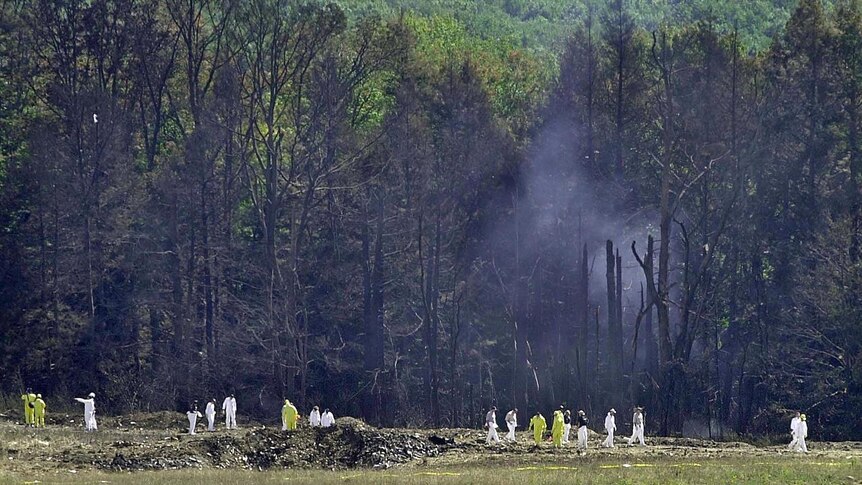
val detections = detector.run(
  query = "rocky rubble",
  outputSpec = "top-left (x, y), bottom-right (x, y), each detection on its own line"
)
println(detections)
top-left (93, 416), bottom-right (442, 471)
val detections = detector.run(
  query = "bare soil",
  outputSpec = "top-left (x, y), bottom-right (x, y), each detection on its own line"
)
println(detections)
top-left (1, 408), bottom-right (860, 475)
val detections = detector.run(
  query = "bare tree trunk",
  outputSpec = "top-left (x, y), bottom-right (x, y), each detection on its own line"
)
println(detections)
top-left (169, 197), bottom-right (186, 393)
top-left (362, 191), bottom-right (386, 425)
top-left (613, 0), bottom-right (627, 180)
top-left (84, 215), bottom-right (95, 320)
top-left (575, 244), bottom-right (589, 395)
top-left (420, 209), bottom-right (442, 427)
top-left (511, 190), bottom-right (533, 412)
top-left (654, 29), bottom-right (676, 435)
top-left (643, 236), bottom-right (658, 376)
top-left (450, 294), bottom-right (462, 427)
top-left (849, 96), bottom-right (861, 262)
top-left (202, 185), bottom-right (215, 366)
top-left (594, 306), bottom-right (600, 413)
top-left (606, 240), bottom-right (622, 399)
top-left (616, 248), bottom-right (623, 378)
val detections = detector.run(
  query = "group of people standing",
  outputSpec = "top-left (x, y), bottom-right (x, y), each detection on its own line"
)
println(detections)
top-left (19, 389), bottom-right (47, 428)
top-left (281, 401), bottom-right (335, 431)
top-left (486, 406), bottom-right (647, 450)
top-left (186, 395), bottom-right (238, 434)
top-left (177, 394), bottom-right (341, 435)
top-left (24, 390), bottom-right (96, 432)
top-left (23, 387), bottom-right (811, 453)
top-left (27, 388), bottom-right (334, 436)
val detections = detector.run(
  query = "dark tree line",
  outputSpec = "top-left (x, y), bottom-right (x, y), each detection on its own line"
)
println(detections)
top-left (1, 0), bottom-right (861, 440)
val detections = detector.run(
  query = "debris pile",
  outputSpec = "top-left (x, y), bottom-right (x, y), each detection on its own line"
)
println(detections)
top-left (95, 417), bottom-right (441, 471)
top-left (337, 417), bottom-right (440, 468)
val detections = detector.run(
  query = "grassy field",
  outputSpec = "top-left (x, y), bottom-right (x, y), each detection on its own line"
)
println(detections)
top-left (2, 411), bottom-right (861, 484)
top-left (1, 456), bottom-right (860, 485)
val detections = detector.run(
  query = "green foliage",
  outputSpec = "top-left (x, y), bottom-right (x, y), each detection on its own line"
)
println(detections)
top-left (335, 0), bottom-right (836, 52)
top-left (3, 0), bottom-right (862, 441)
top-left (402, 13), bottom-right (553, 136)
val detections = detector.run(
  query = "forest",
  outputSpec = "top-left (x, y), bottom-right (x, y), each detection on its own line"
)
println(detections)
top-left (1, 0), bottom-right (861, 441)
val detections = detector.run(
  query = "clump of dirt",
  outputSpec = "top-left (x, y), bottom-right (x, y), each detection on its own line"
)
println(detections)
top-left (92, 418), bottom-right (441, 471)
top-left (336, 417), bottom-right (440, 468)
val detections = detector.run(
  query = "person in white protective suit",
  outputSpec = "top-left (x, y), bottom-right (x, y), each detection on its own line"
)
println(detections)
top-left (627, 407), bottom-right (645, 446)
top-left (222, 394), bottom-right (237, 429)
top-left (788, 411), bottom-right (801, 450)
top-left (74, 393), bottom-right (97, 431)
top-left (485, 406), bottom-right (500, 444)
top-left (603, 408), bottom-right (617, 448)
top-left (321, 408), bottom-right (335, 428)
top-left (795, 414), bottom-right (809, 452)
top-left (187, 402), bottom-right (202, 435)
top-left (205, 399), bottom-right (216, 431)
top-left (504, 408), bottom-right (518, 442)
top-left (309, 406), bottom-right (321, 427)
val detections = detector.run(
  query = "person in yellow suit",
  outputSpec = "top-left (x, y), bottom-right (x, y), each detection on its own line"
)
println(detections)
top-left (21, 388), bottom-right (36, 426)
top-left (282, 399), bottom-right (298, 431)
top-left (528, 412), bottom-right (547, 445)
top-left (551, 409), bottom-right (565, 447)
top-left (290, 402), bottom-right (299, 430)
top-left (33, 394), bottom-right (47, 428)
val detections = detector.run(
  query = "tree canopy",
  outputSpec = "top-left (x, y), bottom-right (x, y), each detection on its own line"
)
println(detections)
top-left (1, 0), bottom-right (860, 441)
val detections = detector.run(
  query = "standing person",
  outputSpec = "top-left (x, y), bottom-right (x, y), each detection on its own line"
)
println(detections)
top-left (282, 400), bottom-right (292, 431)
top-left (288, 401), bottom-right (299, 430)
top-left (222, 394), bottom-right (237, 429)
top-left (504, 408), bottom-right (518, 442)
top-left (576, 410), bottom-right (589, 450)
top-left (562, 409), bottom-right (572, 444)
top-left (603, 409), bottom-right (617, 448)
top-left (74, 393), bottom-right (97, 431)
top-left (187, 402), bottom-right (202, 435)
top-left (627, 407), bottom-right (645, 446)
top-left (230, 394), bottom-right (238, 428)
top-left (795, 414), bottom-right (809, 453)
top-left (309, 406), bottom-right (321, 427)
top-left (485, 406), bottom-right (500, 444)
top-left (528, 412), bottom-right (547, 445)
top-left (205, 399), bottom-right (216, 432)
top-left (551, 409), bottom-right (565, 447)
top-left (788, 411), bottom-right (801, 450)
top-left (20, 389), bottom-right (29, 426)
top-left (321, 408), bottom-right (334, 428)
top-left (22, 388), bottom-right (36, 427)
top-left (33, 394), bottom-right (47, 428)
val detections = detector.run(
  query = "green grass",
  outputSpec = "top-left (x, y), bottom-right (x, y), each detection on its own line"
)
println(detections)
top-left (2, 457), bottom-right (859, 484)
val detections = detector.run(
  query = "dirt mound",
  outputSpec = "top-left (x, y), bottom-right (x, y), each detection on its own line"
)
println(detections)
top-left (337, 417), bottom-right (440, 468)
top-left (98, 417), bottom-right (440, 471)
top-left (6, 414), bottom-right (862, 475)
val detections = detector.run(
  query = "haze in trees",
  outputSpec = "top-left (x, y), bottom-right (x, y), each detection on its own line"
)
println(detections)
top-left (0, 0), bottom-right (859, 440)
